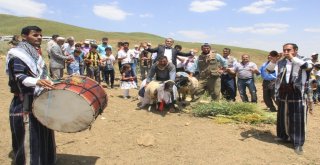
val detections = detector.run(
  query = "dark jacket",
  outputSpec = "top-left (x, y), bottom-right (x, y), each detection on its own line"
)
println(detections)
top-left (146, 45), bottom-right (191, 67)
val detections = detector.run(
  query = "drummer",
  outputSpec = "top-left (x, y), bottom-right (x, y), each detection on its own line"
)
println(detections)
top-left (5, 26), bottom-right (56, 164)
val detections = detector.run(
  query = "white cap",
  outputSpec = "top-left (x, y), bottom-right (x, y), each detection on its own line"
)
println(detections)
top-left (84, 40), bottom-right (90, 44)
top-left (56, 37), bottom-right (65, 41)
top-left (67, 36), bottom-right (75, 41)
top-left (311, 52), bottom-right (318, 56)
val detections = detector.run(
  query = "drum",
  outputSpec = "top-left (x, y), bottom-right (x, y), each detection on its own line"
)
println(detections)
top-left (33, 75), bottom-right (108, 133)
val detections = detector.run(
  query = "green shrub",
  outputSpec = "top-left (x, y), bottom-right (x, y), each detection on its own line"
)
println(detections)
top-left (191, 101), bottom-right (276, 124)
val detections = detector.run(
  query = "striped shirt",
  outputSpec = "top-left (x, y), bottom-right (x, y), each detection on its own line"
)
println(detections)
top-left (86, 52), bottom-right (101, 67)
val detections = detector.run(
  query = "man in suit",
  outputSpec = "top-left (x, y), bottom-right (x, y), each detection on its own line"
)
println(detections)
top-left (49, 37), bottom-right (72, 80)
top-left (142, 38), bottom-right (192, 67)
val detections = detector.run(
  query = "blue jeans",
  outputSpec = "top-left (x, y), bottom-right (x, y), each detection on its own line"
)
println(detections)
top-left (130, 62), bottom-right (138, 84)
top-left (237, 78), bottom-right (257, 103)
top-left (79, 64), bottom-right (85, 75)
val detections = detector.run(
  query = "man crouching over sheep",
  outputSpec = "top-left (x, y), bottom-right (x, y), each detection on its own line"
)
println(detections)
top-left (138, 56), bottom-right (178, 112)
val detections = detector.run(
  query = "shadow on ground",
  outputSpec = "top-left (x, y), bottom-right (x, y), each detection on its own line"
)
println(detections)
top-left (7, 152), bottom-right (99, 165)
top-left (240, 128), bottom-right (292, 149)
top-left (56, 154), bottom-right (100, 165)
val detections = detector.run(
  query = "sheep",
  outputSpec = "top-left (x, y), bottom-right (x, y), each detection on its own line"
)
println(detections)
top-left (176, 75), bottom-right (199, 101)
top-left (139, 80), bottom-right (177, 112)
top-left (178, 77), bottom-right (199, 101)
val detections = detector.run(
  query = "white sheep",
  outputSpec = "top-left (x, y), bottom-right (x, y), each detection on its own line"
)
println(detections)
top-left (139, 80), bottom-right (177, 111)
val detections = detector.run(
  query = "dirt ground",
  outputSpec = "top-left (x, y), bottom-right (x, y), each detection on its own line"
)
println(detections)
top-left (0, 58), bottom-right (320, 165)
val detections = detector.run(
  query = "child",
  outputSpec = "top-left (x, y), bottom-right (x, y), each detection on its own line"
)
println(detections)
top-left (84, 44), bottom-right (101, 83)
top-left (120, 64), bottom-right (137, 99)
top-left (102, 47), bottom-right (116, 88)
top-left (66, 49), bottom-right (82, 75)
top-left (74, 43), bottom-right (85, 75)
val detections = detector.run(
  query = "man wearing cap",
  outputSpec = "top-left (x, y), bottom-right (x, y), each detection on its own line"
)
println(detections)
top-left (142, 38), bottom-right (192, 67)
top-left (131, 44), bottom-right (140, 81)
top-left (46, 34), bottom-right (59, 59)
top-left (82, 40), bottom-right (91, 55)
top-left (62, 36), bottom-right (75, 56)
top-left (81, 41), bottom-right (91, 75)
top-left (50, 37), bottom-right (73, 80)
top-left (194, 43), bottom-right (227, 101)
top-left (46, 34), bottom-right (59, 77)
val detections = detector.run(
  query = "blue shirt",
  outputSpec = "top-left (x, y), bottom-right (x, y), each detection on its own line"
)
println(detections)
top-left (79, 52), bottom-right (85, 65)
top-left (97, 44), bottom-right (112, 58)
top-left (260, 61), bottom-right (277, 81)
top-left (68, 55), bottom-right (81, 74)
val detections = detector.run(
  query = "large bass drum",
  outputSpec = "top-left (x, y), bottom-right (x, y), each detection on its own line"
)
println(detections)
top-left (33, 75), bottom-right (107, 133)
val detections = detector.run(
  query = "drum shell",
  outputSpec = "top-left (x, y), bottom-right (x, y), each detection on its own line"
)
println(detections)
top-left (33, 76), bottom-right (107, 133)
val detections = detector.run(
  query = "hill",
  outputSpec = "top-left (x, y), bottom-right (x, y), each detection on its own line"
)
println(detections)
top-left (0, 14), bottom-right (268, 65)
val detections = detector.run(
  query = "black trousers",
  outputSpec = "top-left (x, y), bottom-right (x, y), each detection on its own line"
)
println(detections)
top-left (262, 80), bottom-right (278, 111)
top-left (104, 69), bottom-right (115, 86)
top-left (221, 74), bottom-right (237, 101)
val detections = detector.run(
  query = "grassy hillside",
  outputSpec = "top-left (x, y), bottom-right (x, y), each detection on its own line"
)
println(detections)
top-left (0, 14), bottom-right (268, 65)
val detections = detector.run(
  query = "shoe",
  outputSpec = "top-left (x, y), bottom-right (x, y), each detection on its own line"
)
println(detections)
top-left (135, 107), bottom-right (142, 110)
top-left (274, 137), bottom-right (290, 143)
top-left (123, 96), bottom-right (128, 99)
top-left (294, 146), bottom-right (304, 155)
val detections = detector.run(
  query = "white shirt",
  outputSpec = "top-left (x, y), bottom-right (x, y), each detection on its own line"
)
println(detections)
top-left (164, 49), bottom-right (173, 63)
top-left (131, 49), bottom-right (140, 63)
top-left (105, 54), bottom-right (115, 69)
top-left (62, 43), bottom-right (75, 56)
top-left (285, 59), bottom-right (292, 83)
top-left (268, 57), bottom-right (311, 83)
top-left (133, 49), bottom-right (140, 58)
top-left (118, 49), bottom-right (133, 64)
top-left (151, 52), bottom-right (157, 60)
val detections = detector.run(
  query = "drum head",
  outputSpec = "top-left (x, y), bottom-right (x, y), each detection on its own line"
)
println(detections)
top-left (33, 90), bottom-right (95, 133)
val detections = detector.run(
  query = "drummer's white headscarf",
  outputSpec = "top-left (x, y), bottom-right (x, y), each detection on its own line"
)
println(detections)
top-left (5, 41), bottom-right (48, 95)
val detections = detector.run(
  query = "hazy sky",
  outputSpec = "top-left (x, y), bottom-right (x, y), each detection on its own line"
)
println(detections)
top-left (0, 0), bottom-right (319, 56)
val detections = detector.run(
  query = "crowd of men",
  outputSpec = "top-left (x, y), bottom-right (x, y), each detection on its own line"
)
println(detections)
top-left (42, 36), bottom-right (256, 103)
top-left (5, 26), bottom-right (318, 165)
top-left (43, 35), bottom-right (318, 155)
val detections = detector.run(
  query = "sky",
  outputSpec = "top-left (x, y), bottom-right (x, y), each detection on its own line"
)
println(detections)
top-left (0, 0), bottom-right (319, 56)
